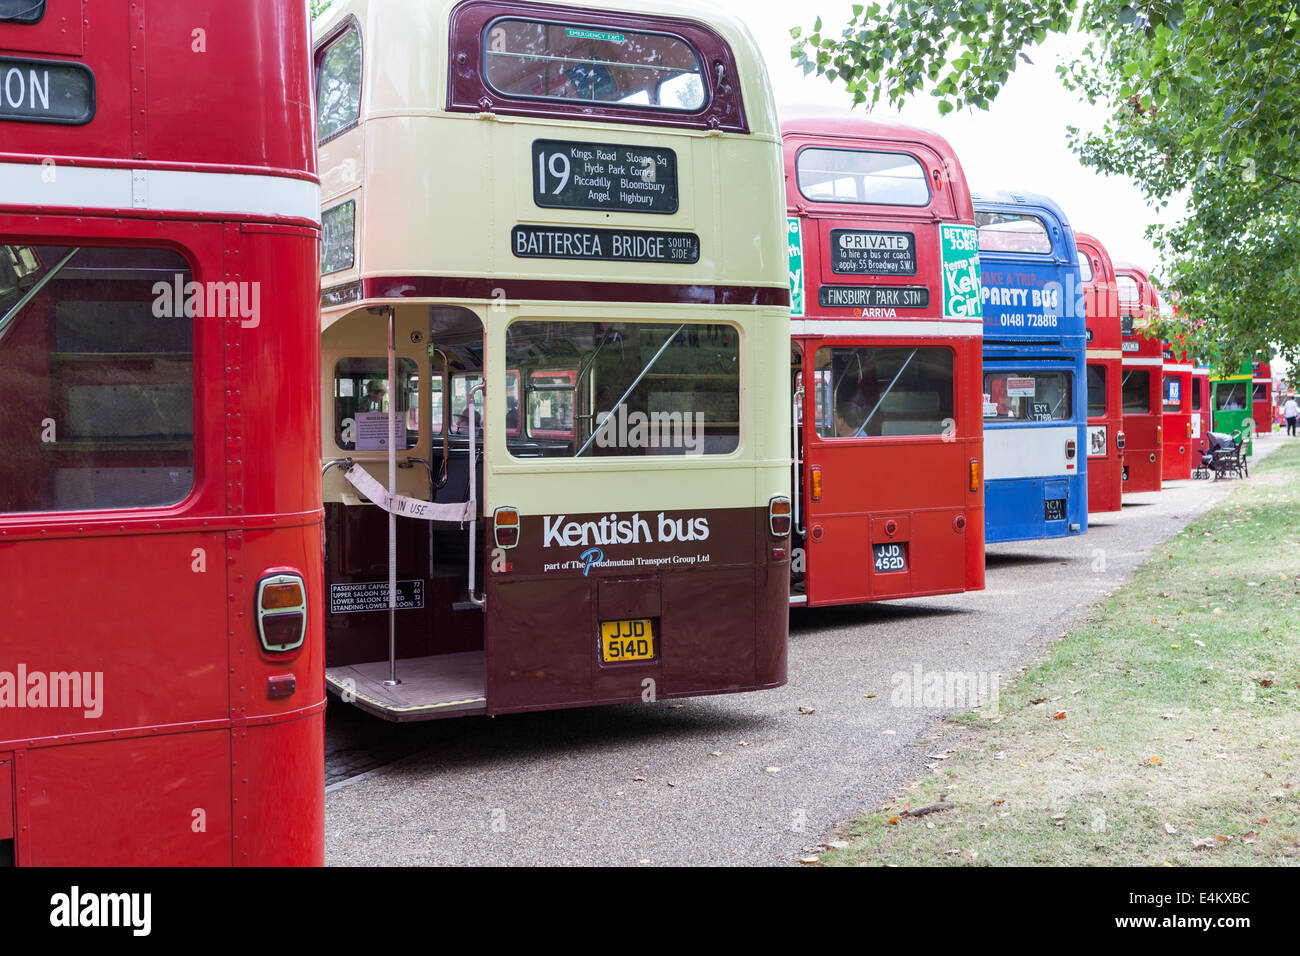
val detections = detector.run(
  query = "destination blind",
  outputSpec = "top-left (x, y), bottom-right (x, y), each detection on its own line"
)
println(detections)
top-left (533, 139), bottom-right (678, 215)
top-left (512, 225), bottom-right (700, 264)
top-left (0, 56), bottom-right (95, 125)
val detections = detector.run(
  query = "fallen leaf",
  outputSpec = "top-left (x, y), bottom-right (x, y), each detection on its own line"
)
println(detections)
top-left (1214, 834), bottom-right (1233, 843)
top-left (1191, 837), bottom-right (1217, 850)
top-left (887, 816), bottom-right (900, 825)
top-left (798, 856), bottom-right (819, 865)
top-left (708, 750), bottom-right (722, 757)
top-left (1164, 823), bottom-right (1177, 835)
top-left (632, 776), bottom-right (647, 782)
top-left (764, 766), bottom-right (781, 774)
top-left (798, 705), bottom-right (816, 715)
top-left (1148, 756), bottom-right (1164, 766)
top-left (1243, 831), bottom-right (1259, 845)
top-left (1052, 712), bottom-right (1067, 720)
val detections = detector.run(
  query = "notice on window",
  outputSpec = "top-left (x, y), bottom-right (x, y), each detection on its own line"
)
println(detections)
top-left (329, 580), bottom-right (425, 615)
top-left (354, 412), bottom-right (403, 451)
top-left (829, 229), bottom-right (917, 275)
top-left (533, 140), bottom-right (678, 214)
top-left (1006, 377), bottom-right (1036, 398)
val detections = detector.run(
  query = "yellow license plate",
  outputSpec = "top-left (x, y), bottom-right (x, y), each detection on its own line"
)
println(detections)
top-left (600, 619), bottom-right (655, 662)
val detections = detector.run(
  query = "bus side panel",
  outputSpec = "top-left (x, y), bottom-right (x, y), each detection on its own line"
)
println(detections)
top-left (985, 479), bottom-right (1044, 543)
top-left (0, 531), bottom-right (228, 740)
top-left (236, 713), bottom-right (325, 866)
top-left (1122, 413), bottom-right (1162, 492)
top-left (23, 732), bottom-right (233, 866)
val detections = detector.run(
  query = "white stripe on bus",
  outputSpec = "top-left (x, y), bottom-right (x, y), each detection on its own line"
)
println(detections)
top-left (0, 162), bottom-right (321, 223)
top-left (790, 318), bottom-right (983, 337)
top-left (984, 425), bottom-right (1078, 480)
top-left (1122, 357), bottom-right (1164, 366)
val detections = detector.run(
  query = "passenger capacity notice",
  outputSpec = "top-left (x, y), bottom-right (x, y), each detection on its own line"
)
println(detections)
top-left (533, 139), bottom-right (678, 214)
top-left (512, 225), bottom-right (700, 264)
top-left (329, 580), bottom-right (425, 615)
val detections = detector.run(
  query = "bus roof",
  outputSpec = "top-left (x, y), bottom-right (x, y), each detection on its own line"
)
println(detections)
top-left (314, 0), bottom-right (778, 138)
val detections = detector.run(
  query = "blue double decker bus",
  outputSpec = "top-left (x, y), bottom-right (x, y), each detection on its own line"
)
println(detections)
top-left (974, 191), bottom-right (1088, 542)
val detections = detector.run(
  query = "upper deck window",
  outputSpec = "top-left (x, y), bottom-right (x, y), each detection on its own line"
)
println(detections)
top-left (482, 19), bottom-right (706, 112)
top-left (1116, 275), bottom-right (1140, 304)
top-left (0, 1), bottom-right (44, 24)
top-left (1076, 251), bottom-right (1094, 282)
top-left (796, 148), bottom-right (930, 206)
top-left (316, 23), bottom-right (362, 144)
top-left (976, 212), bottom-right (1053, 254)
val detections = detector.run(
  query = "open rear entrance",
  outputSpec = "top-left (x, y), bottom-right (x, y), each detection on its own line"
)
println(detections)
top-left (322, 305), bottom-right (488, 720)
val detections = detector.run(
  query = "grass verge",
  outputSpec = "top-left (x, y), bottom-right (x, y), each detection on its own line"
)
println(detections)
top-left (821, 442), bottom-right (1300, 866)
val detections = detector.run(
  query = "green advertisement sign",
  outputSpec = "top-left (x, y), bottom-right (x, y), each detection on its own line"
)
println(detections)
top-left (788, 217), bottom-right (804, 317)
top-left (940, 223), bottom-right (982, 320)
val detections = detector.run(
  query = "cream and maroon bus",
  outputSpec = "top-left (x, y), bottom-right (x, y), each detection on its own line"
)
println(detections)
top-left (312, 0), bottom-right (790, 720)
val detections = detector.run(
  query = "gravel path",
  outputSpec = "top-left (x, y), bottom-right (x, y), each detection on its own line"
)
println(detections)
top-left (324, 434), bottom-right (1287, 865)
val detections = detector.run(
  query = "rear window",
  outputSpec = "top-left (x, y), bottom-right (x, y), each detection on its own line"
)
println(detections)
top-left (483, 19), bottom-right (706, 112)
top-left (796, 148), bottom-right (930, 206)
top-left (813, 347), bottom-right (954, 437)
top-left (976, 212), bottom-right (1052, 254)
top-left (0, 0), bottom-right (44, 24)
top-left (983, 371), bottom-right (1072, 421)
top-left (1087, 364), bottom-right (1107, 417)
top-left (1076, 251), bottom-right (1093, 282)
top-left (316, 23), bottom-right (362, 144)
top-left (1214, 383), bottom-right (1248, 411)
top-left (1117, 275), bottom-right (1140, 303)
top-left (1163, 374), bottom-right (1182, 411)
top-left (0, 243), bottom-right (195, 513)
top-left (1122, 369), bottom-right (1153, 414)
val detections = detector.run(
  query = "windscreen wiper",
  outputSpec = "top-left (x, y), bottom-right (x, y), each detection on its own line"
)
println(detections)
top-left (0, 247), bottom-right (79, 348)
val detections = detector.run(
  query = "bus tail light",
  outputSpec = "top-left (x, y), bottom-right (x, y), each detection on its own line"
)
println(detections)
top-left (257, 573), bottom-right (307, 653)
top-left (769, 497), bottom-right (792, 538)
top-left (1066, 439), bottom-right (1077, 460)
top-left (1116, 430), bottom-right (1126, 451)
top-left (810, 466), bottom-right (822, 501)
top-left (1186, 421), bottom-right (1192, 438)
top-left (969, 459), bottom-right (980, 492)
top-left (493, 506), bottom-right (519, 549)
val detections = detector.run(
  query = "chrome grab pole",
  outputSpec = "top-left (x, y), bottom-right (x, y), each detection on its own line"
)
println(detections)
top-left (0, 247), bottom-right (79, 347)
top-left (384, 306), bottom-right (400, 687)
top-left (466, 382), bottom-right (486, 608)
top-left (793, 384), bottom-right (805, 537)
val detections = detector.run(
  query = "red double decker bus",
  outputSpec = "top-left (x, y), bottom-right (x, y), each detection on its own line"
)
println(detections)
top-left (0, 0), bottom-right (324, 865)
top-left (1162, 336), bottom-right (1195, 480)
top-left (1077, 232), bottom-right (1123, 512)
top-left (1253, 358), bottom-right (1275, 435)
top-left (784, 116), bottom-right (984, 607)
top-left (1115, 263), bottom-right (1163, 494)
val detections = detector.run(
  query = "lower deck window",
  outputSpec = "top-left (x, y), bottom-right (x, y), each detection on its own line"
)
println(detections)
top-left (814, 347), bottom-right (954, 438)
top-left (504, 320), bottom-right (739, 457)
top-left (0, 244), bottom-right (194, 513)
top-left (1121, 369), bottom-right (1154, 414)
top-left (984, 371), bottom-right (1072, 421)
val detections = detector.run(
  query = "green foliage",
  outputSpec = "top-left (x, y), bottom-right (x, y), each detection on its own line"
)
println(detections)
top-left (792, 1), bottom-right (1300, 371)
top-left (310, 0), bottom-right (333, 20)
